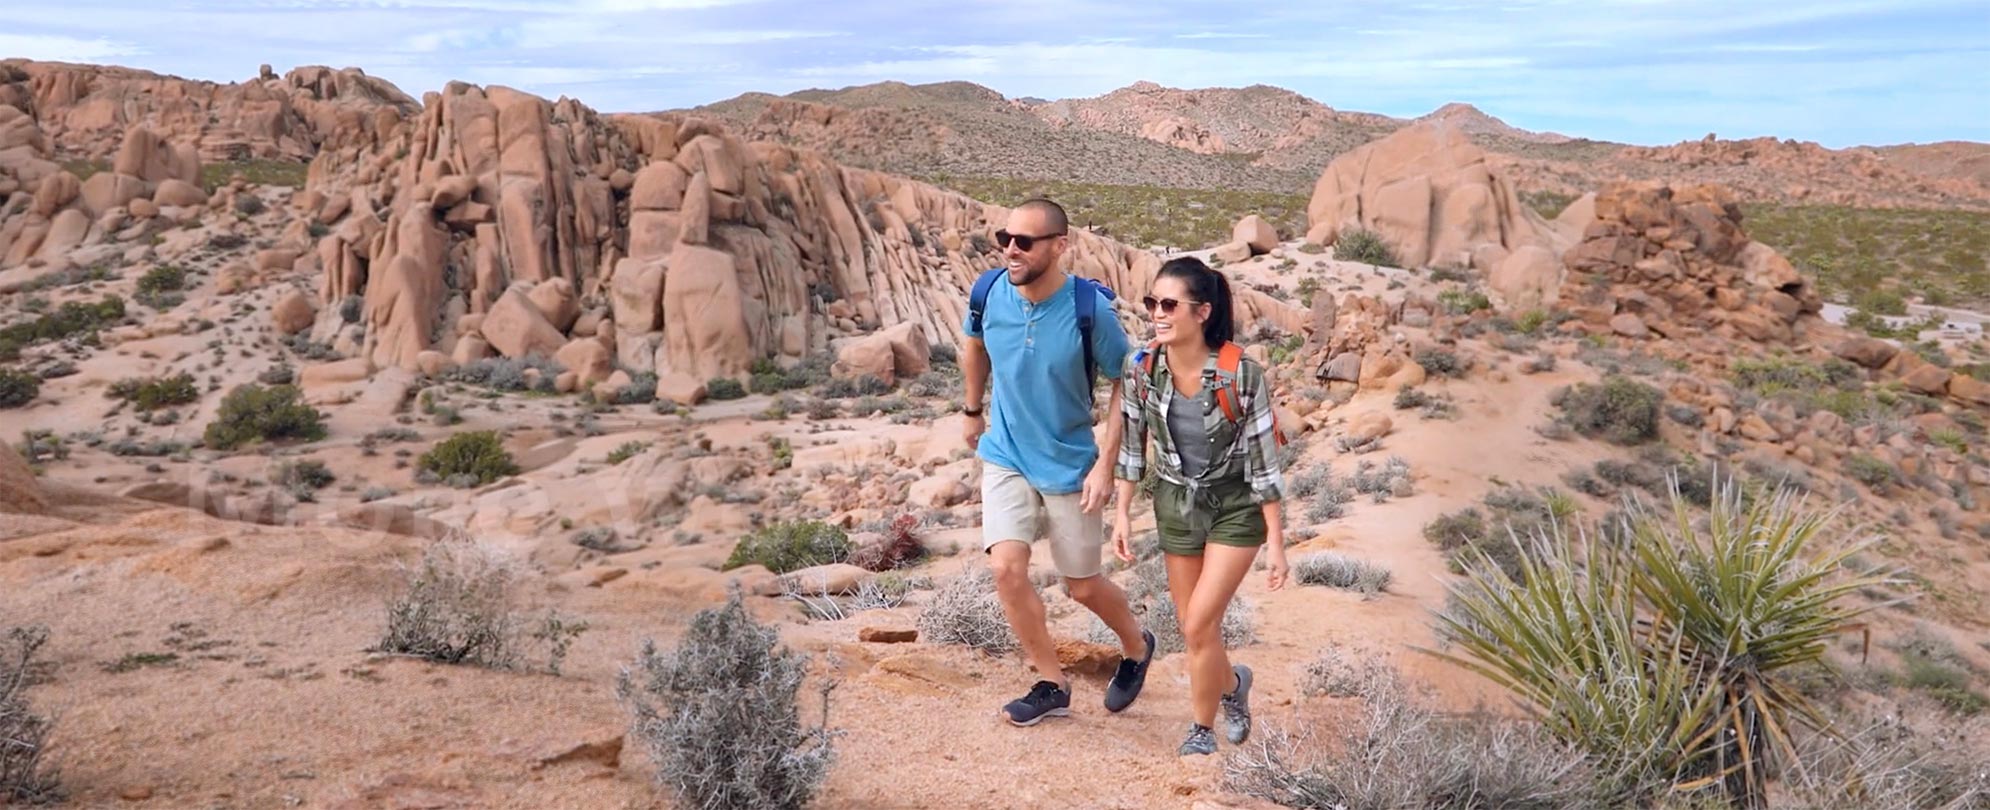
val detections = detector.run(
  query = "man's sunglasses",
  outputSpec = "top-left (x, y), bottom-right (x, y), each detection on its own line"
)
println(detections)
top-left (994, 229), bottom-right (1065, 251)
top-left (1142, 296), bottom-right (1202, 315)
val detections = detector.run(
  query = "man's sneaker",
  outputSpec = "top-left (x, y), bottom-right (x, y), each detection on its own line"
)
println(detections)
top-left (1104, 628), bottom-right (1156, 713)
top-left (1221, 664), bottom-right (1254, 744)
top-left (1178, 723), bottom-right (1217, 756)
top-left (1002, 680), bottom-right (1071, 727)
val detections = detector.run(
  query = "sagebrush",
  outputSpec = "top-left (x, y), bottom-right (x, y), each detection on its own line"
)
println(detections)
top-left (376, 540), bottom-right (585, 674)
top-left (1, 625), bottom-right (62, 804)
top-left (617, 590), bottom-right (835, 810)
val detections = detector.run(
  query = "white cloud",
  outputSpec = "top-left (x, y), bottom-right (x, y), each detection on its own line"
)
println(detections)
top-left (0, 33), bottom-right (143, 62)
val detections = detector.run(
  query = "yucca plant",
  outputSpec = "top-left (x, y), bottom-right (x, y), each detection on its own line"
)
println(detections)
top-left (1428, 475), bottom-right (1896, 808)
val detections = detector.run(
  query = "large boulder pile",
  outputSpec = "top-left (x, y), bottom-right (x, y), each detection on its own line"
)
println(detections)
top-left (1303, 120), bottom-right (1568, 295)
top-left (0, 59), bottom-right (418, 163)
top-left (298, 82), bottom-right (1295, 382)
top-left (1555, 182), bottom-right (1822, 344)
top-left (0, 118), bottom-right (207, 269)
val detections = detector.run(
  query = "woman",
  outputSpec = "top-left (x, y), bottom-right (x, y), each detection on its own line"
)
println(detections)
top-left (1111, 256), bottom-right (1289, 757)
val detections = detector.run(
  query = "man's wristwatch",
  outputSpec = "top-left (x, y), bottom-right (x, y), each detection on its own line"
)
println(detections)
top-left (963, 405), bottom-right (983, 417)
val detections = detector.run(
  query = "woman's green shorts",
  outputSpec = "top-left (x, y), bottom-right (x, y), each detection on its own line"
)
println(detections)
top-left (1153, 478), bottom-right (1267, 557)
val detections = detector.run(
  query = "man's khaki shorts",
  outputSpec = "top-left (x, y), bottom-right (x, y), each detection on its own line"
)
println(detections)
top-left (980, 463), bottom-right (1104, 579)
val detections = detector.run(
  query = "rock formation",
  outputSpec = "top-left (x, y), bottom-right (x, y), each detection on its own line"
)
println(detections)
top-left (1555, 182), bottom-right (1822, 344)
top-left (1304, 120), bottom-right (1568, 287)
top-left (297, 82), bottom-right (1294, 380)
top-left (0, 59), bottom-right (418, 162)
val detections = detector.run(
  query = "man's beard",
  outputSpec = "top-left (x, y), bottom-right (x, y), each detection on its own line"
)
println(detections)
top-left (1007, 262), bottom-right (1048, 287)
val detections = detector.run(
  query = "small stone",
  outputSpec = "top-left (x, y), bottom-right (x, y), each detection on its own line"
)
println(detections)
top-left (859, 627), bottom-right (918, 644)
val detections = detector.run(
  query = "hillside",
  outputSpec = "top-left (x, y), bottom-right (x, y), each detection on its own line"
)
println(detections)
top-left (687, 80), bottom-right (1990, 211)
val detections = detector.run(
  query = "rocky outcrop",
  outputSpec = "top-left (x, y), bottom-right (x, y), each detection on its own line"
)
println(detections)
top-left (1556, 182), bottom-right (1822, 345)
top-left (1304, 120), bottom-right (1565, 277)
top-left (0, 59), bottom-right (418, 162)
top-left (0, 443), bottom-right (48, 515)
top-left (298, 82), bottom-right (1271, 378)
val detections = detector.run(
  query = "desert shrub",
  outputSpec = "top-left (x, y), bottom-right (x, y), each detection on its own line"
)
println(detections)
top-left (816, 375), bottom-right (892, 400)
top-left (376, 540), bottom-right (587, 674)
top-left (617, 590), bottom-right (834, 810)
top-left (273, 458), bottom-right (335, 501)
top-left (845, 513), bottom-right (926, 572)
top-left (1413, 348), bottom-right (1463, 378)
top-left (135, 264), bottom-right (187, 308)
top-left (234, 194), bottom-right (266, 216)
top-left (1305, 468), bottom-right (1354, 523)
top-left (108, 372), bottom-right (200, 411)
top-left (417, 431), bottom-right (518, 486)
top-left (1431, 480), bottom-right (1893, 805)
top-left (1, 625), bottom-right (62, 804)
top-left (444, 356), bottom-right (562, 393)
top-left (1292, 553), bottom-right (1392, 594)
top-left (706, 377), bottom-right (747, 400)
top-left (606, 441), bottom-right (650, 465)
top-left (1845, 453), bottom-right (1902, 492)
top-left (1226, 661), bottom-right (1594, 810)
top-left (1299, 643), bottom-right (1394, 699)
top-left (1392, 387), bottom-right (1429, 410)
top-left (1333, 228), bottom-right (1395, 266)
top-left (339, 295), bottom-right (363, 324)
top-left (0, 368), bottom-right (39, 408)
top-left (724, 520), bottom-right (852, 574)
top-left (917, 567), bottom-right (1017, 653)
top-left (1349, 456), bottom-right (1412, 502)
top-left (0, 295), bottom-right (125, 360)
top-left (571, 527), bottom-right (623, 553)
top-left (1436, 289), bottom-right (1492, 316)
top-left (203, 383), bottom-right (327, 450)
top-left (1552, 375), bottom-right (1663, 445)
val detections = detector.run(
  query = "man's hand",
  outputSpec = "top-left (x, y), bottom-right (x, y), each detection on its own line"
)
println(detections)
top-left (962, 412), bottom-right (986, 448)
top-left (1080, 463), bottom-right (1113, 513)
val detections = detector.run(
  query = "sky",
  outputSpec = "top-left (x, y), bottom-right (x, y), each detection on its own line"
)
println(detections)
top-left (3, 0), bottom-right (1985, 148)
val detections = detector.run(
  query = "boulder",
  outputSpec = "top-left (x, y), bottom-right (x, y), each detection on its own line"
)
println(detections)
top-left (271, 289), bottom-right (316, 335)
top-left (655, 372), bottom-right (707, 406)
top-left (555, 338), bottom-right (614, 386)
top-left (0, 444), bottom-right (47, 515)
top-left (153, 179), bottom-right (207, 208)
top-left (32, 172), bottom-right (79, 217)
top-left (528, 277), bottom-right (580, 332)
top-left (1232, 214), bottom-right (1277, 255)
top-left (482, 287), bottom-right (567, 360)
top-left (1211, 240), bottom-right (1251, 264)
top-left (1834, 337), bottom-right (1898, 369)
top-left (78, 172), bottom-right (144, 216)
top-left (1488, 245), bottom-right (1561, 312)
top-left (1348, 412), bottom-right (1393, 444)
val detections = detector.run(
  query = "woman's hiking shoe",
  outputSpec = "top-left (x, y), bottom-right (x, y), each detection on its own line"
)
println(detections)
top-left (1003, 680), bottom-right (1072, 726)
top-left (1221, 664), bottom-right (1253, 744)
top-left (1178, 723), bottom-right (1218, 756)
top-left (1104, 628), bottom-right (1156, 713)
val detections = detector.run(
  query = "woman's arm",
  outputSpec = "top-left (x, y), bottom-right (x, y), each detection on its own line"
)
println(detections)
top-left (1238, 360), bottom-right (1286, 506)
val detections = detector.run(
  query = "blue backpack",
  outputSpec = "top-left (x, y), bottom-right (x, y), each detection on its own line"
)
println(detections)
top-left (966, 267), bottom-right (1115, 403)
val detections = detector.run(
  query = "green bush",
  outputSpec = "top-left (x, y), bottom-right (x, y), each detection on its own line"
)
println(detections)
top-left (0, 368), bottom-right (39, 408)
top-left (1553, 375), bottom-right (1663, 445)
top-left (724, 520), bottom-right (852, 574)
top-left (1334, 228), bottom-right (1396, 266)
top-left (418, 431), bottom-right (518, 487)
top-left (135, 265), bottom-right (187, 308)
top-left (0, 295), bottom-right (125, 360)
top-left (203, 384), bottom-right (327, 450)
top-left (1844, 454), bottom-right (1901, 492)
top-left (108, 372), bottom-right (200, 411)
top-left (1437, 289), bottom-right (1492, 316)
top-left (707, 377), bottom-right (747, 400)
top-left (1414, 349), bottom-right (1463, 378)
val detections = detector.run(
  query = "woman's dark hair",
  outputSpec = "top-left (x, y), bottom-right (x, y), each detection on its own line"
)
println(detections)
top-left (1156, 256), bottom-right (1235, 347)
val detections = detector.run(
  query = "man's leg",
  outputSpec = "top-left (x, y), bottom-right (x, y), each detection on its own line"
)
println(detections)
top-left (980, 464), bottom-right (1069, 725)
top-left (987, 540), bottom-right (1065, 686)
top-left (1046, 492), bottom-right (1145, 658)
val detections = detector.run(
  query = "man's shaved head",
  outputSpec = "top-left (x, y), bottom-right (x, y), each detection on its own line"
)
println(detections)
top-left (1015, 198), bottom-right (1068, 235)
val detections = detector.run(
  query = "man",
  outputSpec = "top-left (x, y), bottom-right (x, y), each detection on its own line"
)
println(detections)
top-left (961, 198), bottom-right (1155, 726)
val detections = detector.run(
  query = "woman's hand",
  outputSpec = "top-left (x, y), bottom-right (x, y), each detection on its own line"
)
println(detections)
top-left (1263, 541), bottom-right (1289, 591)
top-left (1112, 511), bottom-right (1135, 563)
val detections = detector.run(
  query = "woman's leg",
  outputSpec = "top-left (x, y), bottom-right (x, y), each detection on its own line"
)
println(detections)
top-left (1178, 543), bottom-right (1257, 728)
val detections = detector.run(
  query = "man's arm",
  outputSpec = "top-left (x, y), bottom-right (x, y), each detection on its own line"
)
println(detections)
top-left (962, 335), bottom-right (990, 413)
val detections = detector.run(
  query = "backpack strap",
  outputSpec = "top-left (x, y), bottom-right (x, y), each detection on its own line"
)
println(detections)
top-left (1212, 342), bottom-right (1246, 423)
top-left (1072, 276), bottom-right (1115, 405)
top-left (965, 267), bottom-right (1006, 337)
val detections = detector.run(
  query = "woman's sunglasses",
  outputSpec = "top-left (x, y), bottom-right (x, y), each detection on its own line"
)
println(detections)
top-left (993, 229), bottom-right (1064, 252)
top-left (1142, 296), bottom-right (1201, 315)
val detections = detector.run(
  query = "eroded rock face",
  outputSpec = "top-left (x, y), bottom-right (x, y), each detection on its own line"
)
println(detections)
top-left (295, 81), bottom-right (1296, 377)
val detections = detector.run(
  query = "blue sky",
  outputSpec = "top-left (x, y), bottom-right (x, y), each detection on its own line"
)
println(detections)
top-left (3, 0), bottom-right (1984, 148)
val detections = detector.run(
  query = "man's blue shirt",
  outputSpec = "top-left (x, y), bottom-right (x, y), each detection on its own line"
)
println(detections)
top-left (965, 274), bottom-right (1130, 494)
